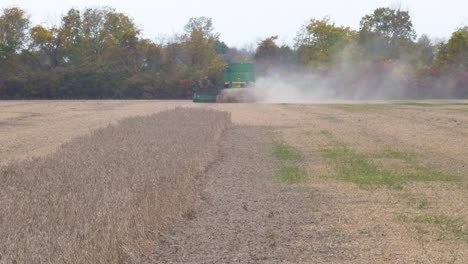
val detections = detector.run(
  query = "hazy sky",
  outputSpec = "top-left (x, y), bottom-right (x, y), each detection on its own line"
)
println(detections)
top-left (1, 0), bottom-right (467, 47)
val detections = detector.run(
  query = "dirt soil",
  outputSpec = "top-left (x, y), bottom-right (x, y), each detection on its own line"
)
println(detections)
top-left (153, 126), bottom-right (352, 263)
top-left (162, 102), bottom-right (468, 263)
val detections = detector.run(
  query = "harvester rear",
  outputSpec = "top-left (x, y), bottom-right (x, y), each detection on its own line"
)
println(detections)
top-left (192, 63), bottom-right (256, 103)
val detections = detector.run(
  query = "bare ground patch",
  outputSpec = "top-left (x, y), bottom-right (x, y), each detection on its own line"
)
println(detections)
top-left (152, 126), bottom-right (353, 263)
top-left (0, 108), bottom-right (229, 263)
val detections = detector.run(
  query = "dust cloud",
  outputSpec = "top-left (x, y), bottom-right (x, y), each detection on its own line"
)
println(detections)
top-left (251, 63), bottom-right (462, 103)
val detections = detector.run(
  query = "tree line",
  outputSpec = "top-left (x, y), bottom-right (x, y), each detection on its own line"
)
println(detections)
top-left (0, 6), bottom-right (467, 99)
top-left (255, 8), bottom-right (468, 99)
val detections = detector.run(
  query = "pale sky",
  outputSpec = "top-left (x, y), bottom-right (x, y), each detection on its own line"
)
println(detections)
top-left (1, 0), bottom-right (467, 47)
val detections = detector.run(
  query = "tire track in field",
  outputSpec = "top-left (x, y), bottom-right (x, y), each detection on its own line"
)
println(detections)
top-left (153, 126), bottom-right (351, 263)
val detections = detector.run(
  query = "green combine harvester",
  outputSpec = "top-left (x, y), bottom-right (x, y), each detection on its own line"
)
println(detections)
top-left (193, 63), bottom-right (256, 103)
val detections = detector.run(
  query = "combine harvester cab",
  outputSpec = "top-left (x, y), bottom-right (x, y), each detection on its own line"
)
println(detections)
top-left (192, 63), bottom-right (256, 103)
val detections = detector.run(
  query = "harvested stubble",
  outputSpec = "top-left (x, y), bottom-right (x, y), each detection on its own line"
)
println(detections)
top-left (0, 108), bottom-right (230, 263)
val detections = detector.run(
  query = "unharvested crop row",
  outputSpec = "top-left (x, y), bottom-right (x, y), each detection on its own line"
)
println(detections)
top-left (0, 108), bottom-right (231, 263)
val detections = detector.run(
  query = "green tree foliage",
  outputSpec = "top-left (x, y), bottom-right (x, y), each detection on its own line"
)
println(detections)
top-left (179, 17), bottom-right (225, 85)
top-left (103, 11), bottom-right (140, 49)
top-left (215, 40), bottom-right (228, 55)
top-left (30, 25), bottom-right (61, 67)
top-left (184, 17), bottom-right (217, 38)
top-left (255, 36), bottom-right (280, 62)
top-left (295, 18), bottom-right (356, 66)
top-left (436, 27), bottom-right (468, 69)
top-left (255, 36), bottom-right (296, 72)
top-left (78, 7), bottom-right (140, 64)
top-left (360, 7), bottom-right (416, 41)
top-left (0, 7), bottom-right (30, 59)
top-left (60, 9), bottom-right (83, 64)
top-left (415, 34), bottom-right (435, 66)
top-left (224, 46), bottom-right (255, 63)
top-left (359, 7), bottom-right (416, 60)
top-left (255, 36), bottom-right (296, 63)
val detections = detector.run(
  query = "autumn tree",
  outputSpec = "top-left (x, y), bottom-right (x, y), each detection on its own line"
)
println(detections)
top-left (1, 5), bottom-right (464, 100)
top-left (436, 27), bottom-right (468, 69)
top-left (215, 40), bottom-right (228, 55)
top-left (255, 36), bottom-right (280, 62)
top-left (181, 17), bottom-right (225, 81)
top-left (81, 8), bottom-right (110, 61)
top-left (0, 7), bottom-right (30, 59)
top-left (415, 34), bottom-right (435, 66)
top-left (224, 46), bottom-right (255, 63)
top-left (184, 17), bottom-right (217, 38)
top-left (359, 7), bottom-right (416, 60)
top-left (254, 36), bottom-right (297, 73)
top-left (102, 11), bottom-right (139, 49)
top-left (295, 18), bottom-right (356, 66)
top-left (30, 25), bottom-right (61, 67)
top-left (59, 9), bottom-right (83, 64)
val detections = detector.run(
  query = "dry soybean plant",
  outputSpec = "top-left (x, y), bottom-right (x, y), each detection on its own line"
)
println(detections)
top-left (0, 108), bottom-right (231, 263)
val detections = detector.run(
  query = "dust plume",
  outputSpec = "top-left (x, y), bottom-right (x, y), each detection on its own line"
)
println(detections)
top-left (251, 61), bottom-right (468, 103)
